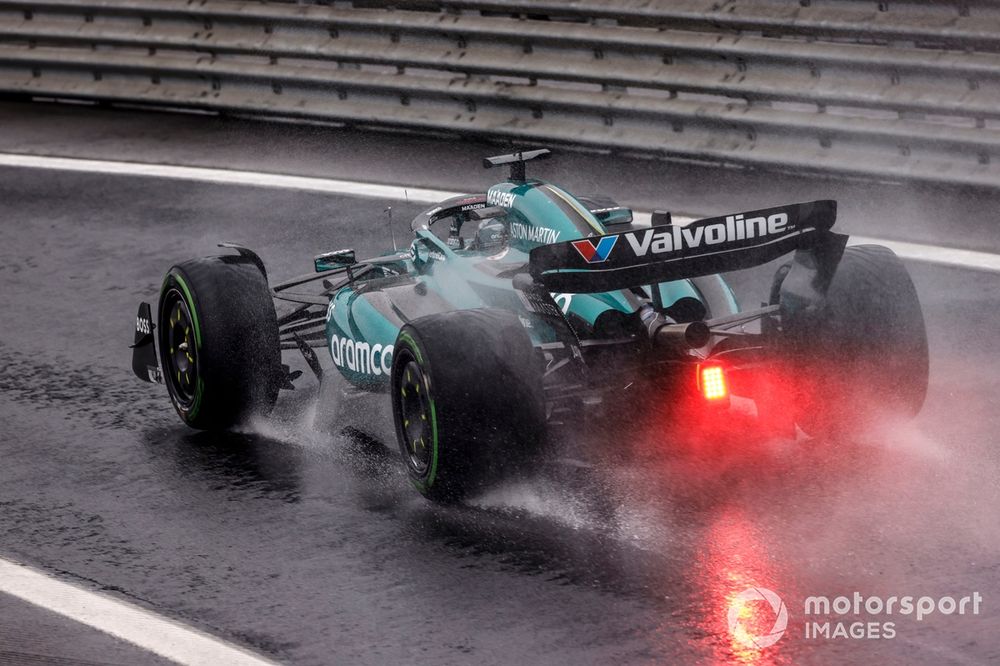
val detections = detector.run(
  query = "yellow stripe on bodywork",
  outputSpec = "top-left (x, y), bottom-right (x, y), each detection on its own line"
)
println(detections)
top-left (543, 184), bottom-right (605, 235)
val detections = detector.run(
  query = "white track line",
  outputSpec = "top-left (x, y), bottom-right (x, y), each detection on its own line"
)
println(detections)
top-left (0, 152), bottom-right (455, 205)
top-left (0, 557), bottom-right (278, 666)
top-left (1, 152), bottom-right (998, 273)
top-left (848, 234), bottom-right (1000, 272)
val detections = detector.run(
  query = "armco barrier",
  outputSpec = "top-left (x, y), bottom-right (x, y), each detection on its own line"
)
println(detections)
top-left (0, 0), bottom-right (998, 186)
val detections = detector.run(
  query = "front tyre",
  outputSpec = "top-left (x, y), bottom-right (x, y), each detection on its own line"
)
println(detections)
top-left (158, 256), bottom-right (281, 430)
top-left (390, 309), bottom-right (545, 502)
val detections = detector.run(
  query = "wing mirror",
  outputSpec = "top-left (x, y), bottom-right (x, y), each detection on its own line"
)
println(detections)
top-left (314, 249), bottom-right (356, 272)
top-left (577, 196), bottom-right (633, 226)
top-left (597, 206), bottom-right (634, 226)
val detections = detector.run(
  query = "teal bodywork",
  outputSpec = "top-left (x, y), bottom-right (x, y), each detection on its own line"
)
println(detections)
top-left (324, 177), bottom-right (738, 388)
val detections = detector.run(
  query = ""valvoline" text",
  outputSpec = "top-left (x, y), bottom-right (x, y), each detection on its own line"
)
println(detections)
top-left (625, 212), bottom-right (791, 257)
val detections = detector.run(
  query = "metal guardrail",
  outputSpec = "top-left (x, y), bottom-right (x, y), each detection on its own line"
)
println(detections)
top-left (0, 0), bottom-right (998, 186)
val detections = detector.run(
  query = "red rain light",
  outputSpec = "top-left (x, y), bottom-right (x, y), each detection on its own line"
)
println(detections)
top-left (699, 365), bottom-right (729, 401)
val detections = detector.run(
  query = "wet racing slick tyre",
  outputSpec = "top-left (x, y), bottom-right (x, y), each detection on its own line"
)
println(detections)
top-left (158, 256), bottom-right (281, 430)
top-left (779, 245), bottom-right (929, 439)
top-left (390, 309), bottom-right (545, 503)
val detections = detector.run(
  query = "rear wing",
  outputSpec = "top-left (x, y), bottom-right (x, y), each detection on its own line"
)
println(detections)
top-left (528, 200), bottom-right (845, 293)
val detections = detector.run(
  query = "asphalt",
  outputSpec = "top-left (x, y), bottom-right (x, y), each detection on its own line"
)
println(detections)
top-left (0, 101), bottom-right (998, 665)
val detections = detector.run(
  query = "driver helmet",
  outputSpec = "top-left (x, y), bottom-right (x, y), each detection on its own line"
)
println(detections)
top-left (474, 219), bottom-right (507, 251)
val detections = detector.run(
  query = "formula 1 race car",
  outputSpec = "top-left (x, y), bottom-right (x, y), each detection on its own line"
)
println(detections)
top-left (131, 149), bottom-right (929, 501)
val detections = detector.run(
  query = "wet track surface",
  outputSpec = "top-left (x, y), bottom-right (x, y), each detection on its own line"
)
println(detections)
top-left (1, 105), bottom-right (1000, 664)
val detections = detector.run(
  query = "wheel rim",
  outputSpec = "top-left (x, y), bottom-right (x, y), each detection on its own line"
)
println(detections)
top-left (163, 288), bottom-right (199, 408)
top-left (397, 356), bottom-right (433, 475)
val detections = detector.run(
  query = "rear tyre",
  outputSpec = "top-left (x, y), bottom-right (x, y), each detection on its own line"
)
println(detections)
top-left (780, 245), bottom-right (929, 438)
top-left (390, 309), bottom-right (545, 502)
top-left (158, 256), bottom-right (281, 430)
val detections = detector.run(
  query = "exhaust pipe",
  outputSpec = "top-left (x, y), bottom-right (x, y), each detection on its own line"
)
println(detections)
top-left (639, 305), bottom-right (711, 351)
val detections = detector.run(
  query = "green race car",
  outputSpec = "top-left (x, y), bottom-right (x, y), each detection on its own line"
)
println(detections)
top-left (132, 149), bottom-right (928, 502)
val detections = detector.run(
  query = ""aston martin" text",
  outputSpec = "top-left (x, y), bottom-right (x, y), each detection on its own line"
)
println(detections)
top-left (510, 222), bottom-right (560, 245)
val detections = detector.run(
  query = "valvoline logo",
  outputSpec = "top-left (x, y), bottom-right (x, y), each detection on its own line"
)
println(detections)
top-left (571, 236), bottom-right (618, 263)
